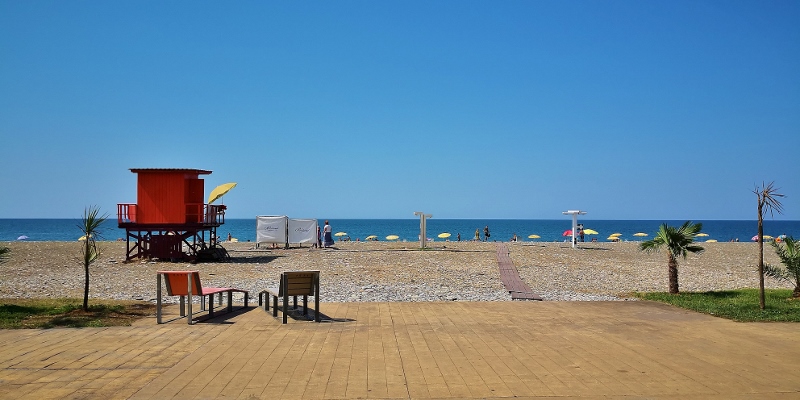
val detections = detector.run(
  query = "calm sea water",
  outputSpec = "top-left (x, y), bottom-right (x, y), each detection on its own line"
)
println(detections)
top-left (1, 218), bottom-right (799, 243)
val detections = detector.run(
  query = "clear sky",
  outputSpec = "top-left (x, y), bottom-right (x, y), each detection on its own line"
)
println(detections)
top-left (1, 1), bottom-right (798, 220)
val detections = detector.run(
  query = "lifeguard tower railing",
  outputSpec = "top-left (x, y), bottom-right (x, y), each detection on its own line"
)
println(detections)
top-left (117, 203), bottom-right (226, 227)
top-left (117, 203), bottom-right (226, 262)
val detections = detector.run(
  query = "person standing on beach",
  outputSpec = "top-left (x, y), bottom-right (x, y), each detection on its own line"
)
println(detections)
top-left (323, 220), bottom-right (334, 248)
top-left (314, 225), bottom-right (321, 248)
top-left (474, 229), bottom-right (480, 241)
top-left (457, 233), bottom-right (461, 242)
top-left (484, 226), bottom-right (490, 242)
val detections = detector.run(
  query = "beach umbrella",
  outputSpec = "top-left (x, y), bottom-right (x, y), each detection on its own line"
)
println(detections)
top-left (334, 232), bottom-right (347, 237)
top-left (528, 234), bottom-right (540, 239)
top-left (606, 236), bottom-right (619, 241)
top-left (696, 233), bottom-right (709, 237)
top-left (437, 233), bottom-right (451, 239)
top-left (365, 235), bottom-right (377, 241)
top-left (16, 235), bottom-right (28, 241)
top-left (562, 230), bottom-right (573, 237)
top-left (386, 235), bottom-right (399, 241)
top-left (751, 235), bottom-right (773, 241)
top-left (78, 234), bottom-right (93, 241)
top-left (633, 232), bottom-right (648, 237)
top-left (208, 182), bottom-right (237, 204)
top-left (705, 239), bottom-right (718, 243)
top-left (610, 233), bottom-right (622, 237)
top-left (583, 229), bottom-right (599, 235)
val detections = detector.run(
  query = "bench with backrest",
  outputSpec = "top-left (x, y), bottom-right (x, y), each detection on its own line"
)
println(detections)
top-left (157, 270), bottom-right (249, 324)
top-left (259, 271), bottom-right (320, 324)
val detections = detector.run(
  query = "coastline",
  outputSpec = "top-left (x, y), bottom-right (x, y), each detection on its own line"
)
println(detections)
top-left (0, 241), bottom-right (788, 302)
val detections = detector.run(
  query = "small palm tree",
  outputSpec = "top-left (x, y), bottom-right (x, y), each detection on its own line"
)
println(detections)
top-left (639, 221), bottom-right (705, 294)
top-left (764, 236), bottom-right (800, 298)
top-left (0, 247), bottom-right (9, 263)
top-left (79, 206), bottom-right (107, 312)
top-left (754, 182), bottom-right (784, 309)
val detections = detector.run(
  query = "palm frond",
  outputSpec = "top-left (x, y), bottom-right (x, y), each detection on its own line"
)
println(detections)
top-left (639, 221), bottom-right (704, 259)
top-left (770, 237), bottom-right (800, 278)
top-left (685, 245), bottom-right (705, 255)
top-left (639, 223), bottom-right (668, 253)
top-left (764, 264), bottom-right (790, 282)
top-left (679, 220), bottom-right (703, 236)
top-left (754, 181), bottom-right (785, 218)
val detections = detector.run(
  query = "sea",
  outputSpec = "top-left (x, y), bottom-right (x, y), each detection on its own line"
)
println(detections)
top-left (2, 219), bottom-right (799, 244)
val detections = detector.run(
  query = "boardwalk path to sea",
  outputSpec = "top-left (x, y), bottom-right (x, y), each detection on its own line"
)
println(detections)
top-left (0, 301), bottom-right (798, 399)
top-left (496, 243), bottom-right (543, 300)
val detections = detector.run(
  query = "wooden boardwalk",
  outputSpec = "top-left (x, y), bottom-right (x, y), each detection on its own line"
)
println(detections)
top-left (496, 243), bottom-right (543, 300)
top-left (2, 302), bottom-right (800, 398)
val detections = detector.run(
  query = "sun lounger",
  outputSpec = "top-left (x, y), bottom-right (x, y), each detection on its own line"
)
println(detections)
top-left (156, 270), bottom-right (249, 324)
top-left (259, 271), bottom-right (320, 324)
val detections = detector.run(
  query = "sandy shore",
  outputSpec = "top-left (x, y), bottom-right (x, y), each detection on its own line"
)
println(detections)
top-left (0, 240), bottom-right (788, 302)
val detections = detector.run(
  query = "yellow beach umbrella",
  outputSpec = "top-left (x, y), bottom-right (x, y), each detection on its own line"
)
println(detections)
top-left (607, 236), bottom-right (619, 241)
top-left (696, 233), bottom-right (709, 237)
top-left (528, 234), bottom-right (541, 239)
top-left (334, 232), bottom-right (347, 237)
top-left (365, 235), bottom-right (377, 240)
top-left (610, 233), bottom-right (622, 237)
top-left (208, 182), bottom-right (237, 204)
top-left (583, 229), bottom-right (599, 235)
top-left (386, 235), bottom-right (399, 241)
top-left (705, 239), bottom-right (718, 243)
top-left (633, 232), bottom-right (648, 237)
top-left (437, 233), bottom-right (451, 239)
top-left (78, 234), bottom-right (92, 241)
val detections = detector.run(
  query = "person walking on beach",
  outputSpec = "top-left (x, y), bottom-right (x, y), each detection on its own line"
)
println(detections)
top-left (484, 226), bottom-right (490, 242)
top-left (474, 229), bottom-right (480, 241)
top-left (323, 220), bottom-right (334, 248)
top-left (457, 233), bottom-right (461, 242)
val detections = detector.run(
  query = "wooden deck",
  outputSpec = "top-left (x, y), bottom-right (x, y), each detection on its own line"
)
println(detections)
top-left (496, 243), bottom-right (543, 300)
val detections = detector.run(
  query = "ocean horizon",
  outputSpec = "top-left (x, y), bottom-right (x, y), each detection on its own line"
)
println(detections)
top-left (2, 218), bottom-right (798, 244)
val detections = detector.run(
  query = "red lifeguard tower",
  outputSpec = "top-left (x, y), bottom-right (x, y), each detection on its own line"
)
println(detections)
top-left (117, 168), bottom-right (226, 262)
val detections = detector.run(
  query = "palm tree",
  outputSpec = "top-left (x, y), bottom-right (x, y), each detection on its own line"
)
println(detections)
top-left (639, 221), bottom-right (705, 294)
top-left (79, 206), bottom-right (107, 312)
top-left (764, 236), bottom-right (800, 298)
top-left (754, 182), bottom-right (784, 309)
top-left (0, 247), bottom-right (9, 263)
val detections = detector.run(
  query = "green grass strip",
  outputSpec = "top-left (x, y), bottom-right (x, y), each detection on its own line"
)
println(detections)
top-left (634, 289), bottom-right (800, 322)
top-left (0, 298), bottom-right (150, 329)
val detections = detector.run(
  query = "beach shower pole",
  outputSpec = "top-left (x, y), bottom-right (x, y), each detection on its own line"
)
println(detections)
top-left (414, 211), bottom-right (432, 249)
top-left (562, 210), bottom-right (586, 249)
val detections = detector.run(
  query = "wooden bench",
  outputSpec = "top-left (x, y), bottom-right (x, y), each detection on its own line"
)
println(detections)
top-left (157, 270), bottom-right (249, 324)
top-left (259, 271), bottom-right (320, 324)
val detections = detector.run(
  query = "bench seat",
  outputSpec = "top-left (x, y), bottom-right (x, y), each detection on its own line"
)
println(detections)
top-left (259, 271), bottom-right (320, 324)
top-left (157, 270), bottom-right (249, 324)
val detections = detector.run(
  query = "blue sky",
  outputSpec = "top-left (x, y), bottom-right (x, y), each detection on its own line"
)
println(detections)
top-left (1, 1), bottom-right (798, 220)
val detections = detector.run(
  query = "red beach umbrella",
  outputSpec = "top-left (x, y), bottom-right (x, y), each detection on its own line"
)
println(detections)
top-left (562, 230), bottom-right (573, 237)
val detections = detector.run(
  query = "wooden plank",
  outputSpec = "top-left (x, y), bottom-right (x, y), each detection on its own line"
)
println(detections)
top-left (496, 244), bottom-right (542, 301)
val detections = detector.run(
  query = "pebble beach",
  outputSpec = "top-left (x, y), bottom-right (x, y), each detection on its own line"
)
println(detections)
top-left (0, 240), bottom-right (788, 303)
